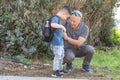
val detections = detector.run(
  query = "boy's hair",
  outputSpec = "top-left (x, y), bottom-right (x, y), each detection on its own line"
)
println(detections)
top-left (60, 6), bottom-right (72, 15)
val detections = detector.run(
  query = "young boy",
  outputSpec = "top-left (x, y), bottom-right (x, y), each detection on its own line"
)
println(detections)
top-left (50, 6), bottom-right (71, 77)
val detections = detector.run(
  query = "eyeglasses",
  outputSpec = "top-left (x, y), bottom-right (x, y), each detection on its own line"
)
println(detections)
top-left (71, 11), bottom-right (81, 17)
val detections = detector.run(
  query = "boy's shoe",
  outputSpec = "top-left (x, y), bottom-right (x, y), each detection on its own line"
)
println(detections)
top-left (66, 63), bottom-right (73, 71)
top-left (59, 70), bottom-right (68, 74)
top-left (52, 70), bottom-right (63, 77)
top-left (82, 65), bottom-right (93, 73)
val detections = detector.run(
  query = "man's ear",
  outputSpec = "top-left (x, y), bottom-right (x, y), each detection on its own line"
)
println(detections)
top-left (79, 18), bottom-right (82, 22)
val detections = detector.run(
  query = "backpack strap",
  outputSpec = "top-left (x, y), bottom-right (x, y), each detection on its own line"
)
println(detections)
top-left (49, 15), bottom-right (61, 24)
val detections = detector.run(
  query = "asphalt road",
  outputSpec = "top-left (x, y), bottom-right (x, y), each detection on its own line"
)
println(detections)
top-left (0, 76), bottom-right (88, 80)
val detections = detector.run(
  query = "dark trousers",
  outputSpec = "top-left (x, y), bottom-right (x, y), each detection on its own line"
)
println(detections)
top-left (64, 45), bottom-right (95, 66)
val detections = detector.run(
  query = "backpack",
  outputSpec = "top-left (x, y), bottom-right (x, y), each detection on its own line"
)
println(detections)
top-left (42, 15), bottom-right (60, 42)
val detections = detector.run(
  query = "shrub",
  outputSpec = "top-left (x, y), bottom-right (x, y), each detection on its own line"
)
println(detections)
top-left (108, 27), bottom-right (120, 45)
top-left (0, 0), bottom-right (61, 59)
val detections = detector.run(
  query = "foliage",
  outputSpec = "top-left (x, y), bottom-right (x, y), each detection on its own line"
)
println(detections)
top-left (0, 0), bottom-right (62, 59)
top-left (81, 0), bottom-right (117, 46)
top-left (15, 54), bottom-right (32, 64)
top-left (108, 27), bottom-right (120, 45)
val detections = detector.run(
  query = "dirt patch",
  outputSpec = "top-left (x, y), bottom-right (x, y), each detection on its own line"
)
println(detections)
top-left (0, 60), bottom-right (115, 80)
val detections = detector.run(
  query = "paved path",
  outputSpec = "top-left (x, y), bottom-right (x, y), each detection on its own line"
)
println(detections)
top-left (0, 76), bottom-right (88, 80)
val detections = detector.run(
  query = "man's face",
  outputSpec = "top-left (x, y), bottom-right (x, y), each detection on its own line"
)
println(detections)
top-left (69, 15), bottom-right (81, 29)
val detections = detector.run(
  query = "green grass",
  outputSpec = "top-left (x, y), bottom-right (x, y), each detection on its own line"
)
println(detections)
top-left (73, 46), bottom-right (120, 80)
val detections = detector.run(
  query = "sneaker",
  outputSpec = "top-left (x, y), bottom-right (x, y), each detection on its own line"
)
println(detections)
top-left (51, 70), bottom-right (63, 77)
top-left (82, 65), bottom-right (92, 73)
top-left (59, 70), bottom-right (68, 74)
top-left (66, 63), bottom-right (73, 71)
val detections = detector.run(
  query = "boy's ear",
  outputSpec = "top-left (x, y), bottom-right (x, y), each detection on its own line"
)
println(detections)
top-left (62, 11), bottom-right (66, 14)
top-left (62, 12), bottom-right (65, 14)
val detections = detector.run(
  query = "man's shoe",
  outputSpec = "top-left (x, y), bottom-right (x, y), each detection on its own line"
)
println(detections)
top-left (66, 63), bottom-right (73, 71)
top-left (52, 70), bottom-right (63, 77)
top-left (59, 70), bottom-right (68, 74)
top-left (82, 65), bottom-right (93, 73)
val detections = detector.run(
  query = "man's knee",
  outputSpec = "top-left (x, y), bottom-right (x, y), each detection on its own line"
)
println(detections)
top-left (64, 49), bottom-right (75, 63)
top-left (86, 45), bottom-right (95, 54)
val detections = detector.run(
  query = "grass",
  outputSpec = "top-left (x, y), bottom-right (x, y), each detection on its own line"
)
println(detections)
top-left (73, 46), bottom-right (120, 80)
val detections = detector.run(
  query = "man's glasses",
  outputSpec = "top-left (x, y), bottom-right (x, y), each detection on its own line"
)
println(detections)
top-left (71, 11), bottom-right (81, 17)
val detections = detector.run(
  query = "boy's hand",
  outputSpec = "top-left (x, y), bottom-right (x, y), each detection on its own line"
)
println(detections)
top-left (60, 25), bottom-right (66, 32)
top-left (63, 32), bottom-right (68, 40)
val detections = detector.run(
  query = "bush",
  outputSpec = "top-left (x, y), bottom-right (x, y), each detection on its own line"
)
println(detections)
top-left (108, 27), bottom-right (120, 45)
top-left (0, 0), bottom-right (62, 59)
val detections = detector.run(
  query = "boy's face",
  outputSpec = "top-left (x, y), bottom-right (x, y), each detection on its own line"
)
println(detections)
top-left (62, 12), bottom-right (70, 20)
top-left (64, 14), bottom-right (70, 20)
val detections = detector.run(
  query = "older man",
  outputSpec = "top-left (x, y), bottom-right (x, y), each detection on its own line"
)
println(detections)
top-left (63, 10), bottom-right (95, 73)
